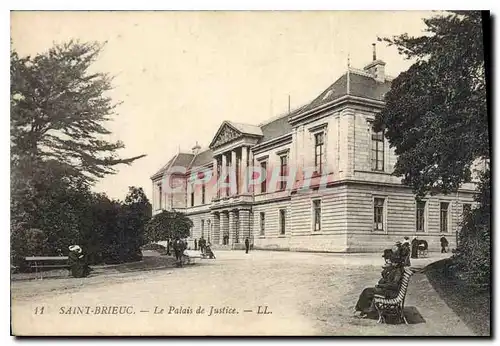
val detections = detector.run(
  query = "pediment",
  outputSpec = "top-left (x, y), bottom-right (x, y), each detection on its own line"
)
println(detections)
top-left (209, 122), bottom-right (242, 149)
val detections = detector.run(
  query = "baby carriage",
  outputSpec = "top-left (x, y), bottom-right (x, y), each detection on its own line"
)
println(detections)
top-left (204, 244), bottom-right (216, 259)
top-left (417, 240), bottom-right (428, 258)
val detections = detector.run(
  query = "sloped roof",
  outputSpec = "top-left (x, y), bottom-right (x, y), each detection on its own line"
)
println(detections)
top-left (191, 148), bottom-right (213, 167)
top-left (151, 152), bottom-right (194, 178)
top-left (228, 121), bottom-right (263, 136)
top-left (152, 64), bottom-right (393, 180)
top-left (300, 70), bottom-right (391, 113)
top-left (258, 114), bottom-right (293, 143)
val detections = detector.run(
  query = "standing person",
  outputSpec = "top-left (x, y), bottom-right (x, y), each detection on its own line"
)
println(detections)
top-left (401, 237), bottom-right (411, 267)
top-left (173, 238), bottom-right (183, 266)
top-left (199, 237), bottom-right (205, 254)
top-left (392, 240), bottom-right (402, 260)
top-left (440, 235), bottom-right (449, 253)
top-left (411, 236), bottom-right (419, 259)
top-left (244, 237), bottom-right (250, 254)
top-left (194, 238), bottom-right (198, 251)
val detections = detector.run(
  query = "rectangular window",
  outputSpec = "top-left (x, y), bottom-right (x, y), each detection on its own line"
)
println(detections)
top-left (260, 161), bottom-right (267, 193)
top-left (157, 184), bottom-right (162, 210)
top-left (279, 154), bottom-right (288, 191)
top-left (260, 212), bottom-right (265, 236)
top-left (201, 219), bottom-right (204, 238)
top-left (279, 209), bottom-right (286, 235)
top-left (371, 128), bottom-right (384, 171)
top-left (415, 200), bottom-right (426, 232)
top-left (314, 132), bottom-right (324, 174)
top-left (190, 190), bottom-right (195, 207)
top-left (201, 184), bottom-right (206, 204)
top-left (440, 202), bottom-right (449, 233)
top-left (373, 197), bottom-right (385, 231)
top-left (313, 199), bottom-right (321, 231)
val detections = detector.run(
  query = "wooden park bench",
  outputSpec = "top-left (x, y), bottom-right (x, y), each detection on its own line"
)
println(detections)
top-left (25, 256), bottom-right (69, 279)
top-left (373, 267), bottom-right (414, 324)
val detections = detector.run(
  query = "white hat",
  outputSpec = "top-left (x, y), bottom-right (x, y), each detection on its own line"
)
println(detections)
top-left (69, 245), bottom-right (82, 252)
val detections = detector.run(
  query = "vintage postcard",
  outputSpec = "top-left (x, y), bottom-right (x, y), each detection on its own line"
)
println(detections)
top-left (10, 10), bottom-right (491, 336)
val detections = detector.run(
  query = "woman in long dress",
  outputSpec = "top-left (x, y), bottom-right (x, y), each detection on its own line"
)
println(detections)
top-left (68, 245), bottom-right (90, 278)
top-left (355, 251), bottom-right (404, 317)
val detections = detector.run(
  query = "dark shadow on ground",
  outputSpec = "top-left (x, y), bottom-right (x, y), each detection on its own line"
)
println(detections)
top-left (349, 306), bottom-right (426, 325)
top-left (424, 258), bottom-right (491, 336)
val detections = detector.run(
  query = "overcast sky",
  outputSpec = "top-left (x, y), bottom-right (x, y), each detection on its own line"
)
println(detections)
top-left (11, 11), bottom-right (435, 201)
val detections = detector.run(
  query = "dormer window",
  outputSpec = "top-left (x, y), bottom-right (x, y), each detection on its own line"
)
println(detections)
top-left (322, 89), bottom-right (333, 100)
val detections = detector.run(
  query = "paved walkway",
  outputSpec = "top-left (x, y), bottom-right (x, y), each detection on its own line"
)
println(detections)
top-left (11, 251), bottom-right (473, 336)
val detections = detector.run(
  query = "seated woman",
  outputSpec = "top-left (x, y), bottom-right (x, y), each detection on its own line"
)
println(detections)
top-left (354, 250), bottom-right (405, 318)
top-left (68, 245), bottom-right (91, 278)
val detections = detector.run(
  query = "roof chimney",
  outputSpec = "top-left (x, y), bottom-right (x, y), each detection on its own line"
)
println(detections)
top-left (364, 43), bottom-right (386, 83)
top-left (192, 141), bottom-right (201, 155)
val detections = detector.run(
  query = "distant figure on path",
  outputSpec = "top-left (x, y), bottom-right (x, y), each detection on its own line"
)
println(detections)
top-left (199, 237), bottom-right (206, 254)
top-left (245, 238), bottom-right (250, 254)
top-left (173, 238), bottom-right (184, 266)
top-left (68, 245), bottom-right (90, 278)
top-left (205, 242), bottom-right (216, 259)
top-left (440, 235), bottom-right (449, 253)
top-left (401, 237), bottom-right (411, 267)
top-left (411, 236), bottom-right (419, 259)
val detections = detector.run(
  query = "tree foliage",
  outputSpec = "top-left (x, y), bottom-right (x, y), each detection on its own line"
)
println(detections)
top-left (144, 210), bottom-right (193, 244)
top-left (10, 40), bottom-right (151, 269)
top-left (374, 11), bottom-right (490, 286)
top-left (374, 11), bottom-right (488, 197)
top-left (11, 41), bottom-right (145, 185)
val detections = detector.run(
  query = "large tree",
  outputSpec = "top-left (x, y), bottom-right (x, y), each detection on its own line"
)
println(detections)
top-left (374, 11), bottom-right (490, 285)
top-left (11, 41), bottom-right (145, 185)
top-left (374, 11), bottom-right (488, 197)
top-left (10, 40), bottom-right (148, 267)
top-left (144, 210), bottom-right (193, 244)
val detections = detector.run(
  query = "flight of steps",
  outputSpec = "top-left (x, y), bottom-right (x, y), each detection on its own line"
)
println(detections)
top-left (209, 243), bottom-right (246, 251)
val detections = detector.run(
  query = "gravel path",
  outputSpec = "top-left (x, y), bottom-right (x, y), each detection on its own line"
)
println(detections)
top-left (11, 251), bottom-right (473, 336)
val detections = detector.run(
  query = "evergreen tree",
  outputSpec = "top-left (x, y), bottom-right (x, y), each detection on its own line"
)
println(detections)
top-left (374, 11), bottom-right (490, 286)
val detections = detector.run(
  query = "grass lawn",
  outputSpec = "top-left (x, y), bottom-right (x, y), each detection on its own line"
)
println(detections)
top-left (425, 258), bottom-right (491, 336)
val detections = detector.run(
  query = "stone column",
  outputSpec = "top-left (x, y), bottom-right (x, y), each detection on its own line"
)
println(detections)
top-left (248, 149), bottom-right (254, 194)
top-left (221, 153), bottom-right (227, 197)
top-left (241, 146), bottom-right (248, 194)
top-left (212, 156), bottom-right (218, 198)
top-left (239, 209), bottom-right (251, 242)
top-left (221, 211), bottom-right (229, 245)
top-left (231, 150), bottom-right (237, 195)
top-left (212, 213), bottom-right (220, 245)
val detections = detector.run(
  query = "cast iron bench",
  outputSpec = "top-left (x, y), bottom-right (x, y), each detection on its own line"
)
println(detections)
top-left (373, 267), bottom-right (414, 324)
top-left (25, 256), bottom-right (69, 279)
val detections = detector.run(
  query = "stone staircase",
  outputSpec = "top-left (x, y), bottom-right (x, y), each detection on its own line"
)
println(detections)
top-left (209, 243), bottom-right (246, 251)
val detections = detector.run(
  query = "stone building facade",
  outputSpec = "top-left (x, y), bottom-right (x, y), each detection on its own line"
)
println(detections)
top-left (150, 54), bottom-right (480, 252)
